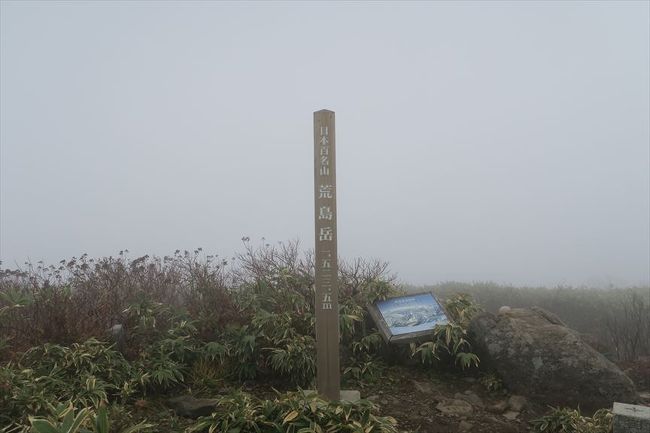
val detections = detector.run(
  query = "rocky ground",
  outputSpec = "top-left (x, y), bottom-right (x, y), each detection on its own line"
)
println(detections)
top-left (149, 365), bottom-right (548, 432)
top-left (360, 366), bottom-right (545, 433)
top-left (144, 360), bottom-right (650, 433)
top-left (369, 364), bottom-right (650, 433)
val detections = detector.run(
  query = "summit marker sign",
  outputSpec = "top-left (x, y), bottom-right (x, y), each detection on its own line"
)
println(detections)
top-left (313, 109), bottom-right (340, 400)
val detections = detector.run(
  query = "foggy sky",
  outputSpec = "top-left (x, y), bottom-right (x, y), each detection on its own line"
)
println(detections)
top-left (1, 1), bottom-right (649, 287)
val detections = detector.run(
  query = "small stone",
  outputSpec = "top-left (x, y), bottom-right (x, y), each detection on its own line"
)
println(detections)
top-left (454, 392), bottom-right (484, 408)
top-left (507, 395), bottom-right (527, 412)
top-left (462, 377), bottom-right (477, 383)
top-left (412, 380), bottom-right (435, 394)
top-left (458, 420), bottom-right (473, 432)
top-left (167, 396), bottom-right (220, 418)
top-left (419, 410), bottom-right (428, 416)
top-left (380, 399), bottom-right (389, 405)
top-left (503, 411), bottom-right (519, 420)
top-left (340, 390), bottom-right (360, 403)
top-left (488, 400), bottom-right (508, 413)
top-left (436, 399), bottom-right (474, 417)
top-left (367, 395), bottom-right (379, 402)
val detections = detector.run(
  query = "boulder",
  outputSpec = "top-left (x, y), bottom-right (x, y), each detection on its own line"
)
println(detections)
top-left (167, 395), bottom-right (220, 418)
top-left (468, 307), bottom-right (638, 411)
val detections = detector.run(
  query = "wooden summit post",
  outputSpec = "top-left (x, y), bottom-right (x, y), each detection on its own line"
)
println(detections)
top-left (313, 109), bottom-right (340, 400)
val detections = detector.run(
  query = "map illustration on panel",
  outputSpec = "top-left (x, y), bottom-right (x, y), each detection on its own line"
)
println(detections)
top-left (375, 293), bottom-right (448, 336)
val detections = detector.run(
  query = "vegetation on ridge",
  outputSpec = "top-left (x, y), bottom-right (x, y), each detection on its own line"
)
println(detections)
top-left (1, 241), bottom-right (643, 432)
top-left (0, 241), bottom-right (483, 432)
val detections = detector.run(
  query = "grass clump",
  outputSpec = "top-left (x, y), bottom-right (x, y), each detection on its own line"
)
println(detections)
top-left (27, 403), bottom-right (154, 433)
top-left (188, 390), bottom-right (398, 433)
top-left (530, 407), bottom-right (613, 433)
top-left (0, 241), bottom-right (410, 427)
top-left (1, 339), bottom-right (141, 426)
top-left (410, 294), bottom-right (482, 370)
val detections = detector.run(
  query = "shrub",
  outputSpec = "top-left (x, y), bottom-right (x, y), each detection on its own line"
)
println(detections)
top-left (226, 240), bottom-right (396, 386)
top-left (0, 339), bottom-right (143, 425)
top-left (20, 339), bottom-right (136, 391)
top-left (411, 294), bottom-right (481, 369)
top-left (223, 325), bottom-right (260, 380)
top-left (343, 355), bottom-right (385, 385)
top-left (1, 241), bottom-right (400, 393)
top-left (27, 402), bottom-right (154, 433)
top-left (0, 250), bottom-right (239, 355)
top-left (136, 319), bottom-right (200, 391)
top-left (189, 340), bottom-right (230, 392)
top-left (530, 407), bottom-right (613, 433)
top-left (267, 335), bottom-right (316, 386)
top-left (188, 390), bottom-right (398, 433)
top-left (1, 363), bottom-right (60, 425)
top-left (479, 372), bottom-right (504, 394)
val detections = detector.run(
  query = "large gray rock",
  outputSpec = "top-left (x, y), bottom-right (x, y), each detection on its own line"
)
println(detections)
top-left (468, 307), bottom-right (638, 411)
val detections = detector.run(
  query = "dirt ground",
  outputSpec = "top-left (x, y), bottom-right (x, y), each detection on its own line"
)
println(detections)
top-left (360, 363), bottom-right (650, 433)
top-left (140, 362), bottom-right (650, 433)
top-left (358, 366), bottom-right (543, 433)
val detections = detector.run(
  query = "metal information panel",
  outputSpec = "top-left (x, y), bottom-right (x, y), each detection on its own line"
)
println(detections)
top-left (313, 109), bottom-right (340, 400)
top-left (368, 292), bottom-right (449, 344)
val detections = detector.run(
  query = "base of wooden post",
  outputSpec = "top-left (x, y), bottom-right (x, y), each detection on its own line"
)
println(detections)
top-left (304, 389), bottom-right (360, 403)
top-left (339, 390), bottom-right (361, 403)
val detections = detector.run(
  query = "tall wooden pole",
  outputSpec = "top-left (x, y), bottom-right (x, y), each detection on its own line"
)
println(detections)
top-left (313, 109), bottom-right (340, 400)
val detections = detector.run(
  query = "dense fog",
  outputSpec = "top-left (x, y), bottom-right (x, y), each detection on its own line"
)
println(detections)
top-left (1, 2), bottom-right (648, 287)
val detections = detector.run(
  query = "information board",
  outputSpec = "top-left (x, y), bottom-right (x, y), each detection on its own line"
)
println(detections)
top-left (368, 292), bottom-right (449, 343)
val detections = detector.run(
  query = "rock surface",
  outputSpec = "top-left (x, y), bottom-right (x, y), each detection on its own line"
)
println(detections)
top-left (507, 395), bottom-right (527, 412)
top-left (502, 411), bottom-right (520, 421)
top-left (488, 400), bottom-right (509, 414)
top-left (454, 391), bottom-right (484, 408)
top-left (167, 395), bottom-right (220, 418)
top-left (612, 402), bottom-right (650, 433)
top-left (435, 398), bottom-right (474, 417)
top-left (469, 307), bottom-right (638, 410)
top-left (411, 379), bottom-right (436, 395)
